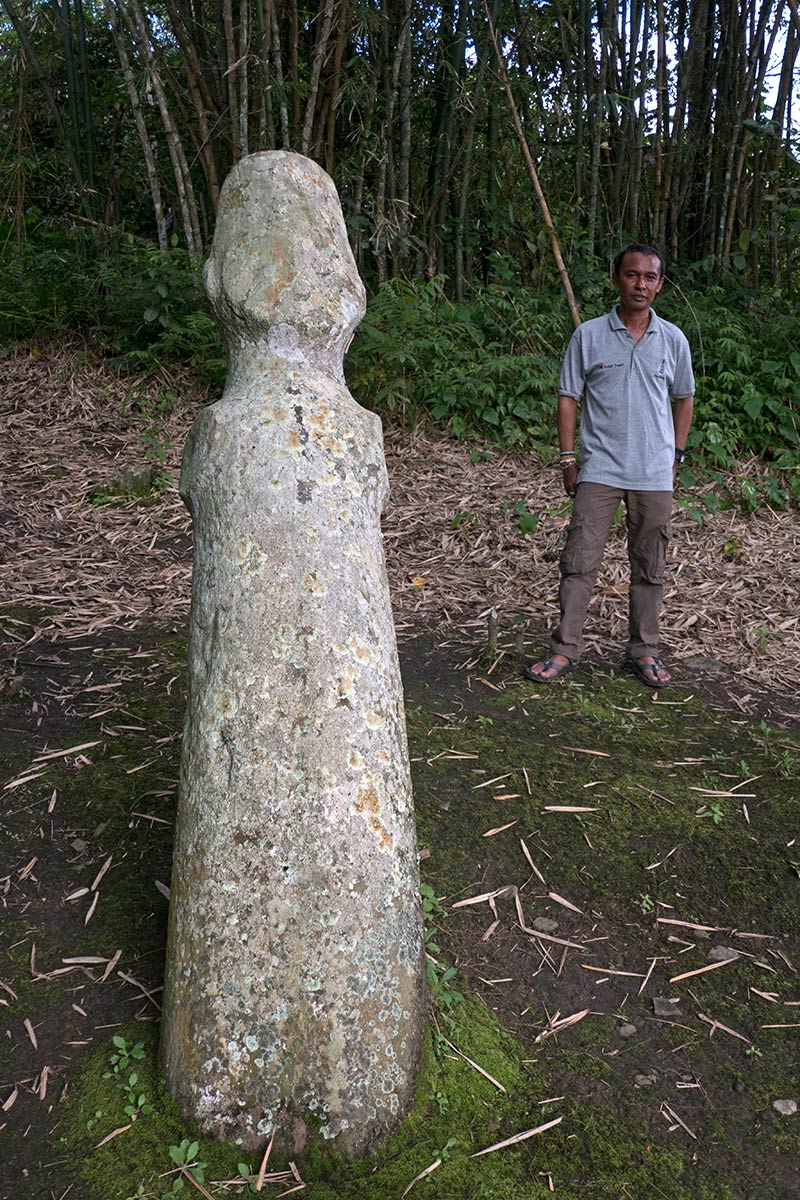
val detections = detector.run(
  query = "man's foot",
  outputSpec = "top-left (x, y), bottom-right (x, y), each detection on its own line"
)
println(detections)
top-left (521, 654), bottom-right (578, 684)
top-left (624, 656), bottom-right (671, 688)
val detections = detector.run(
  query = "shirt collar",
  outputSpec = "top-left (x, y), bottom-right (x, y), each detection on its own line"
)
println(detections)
top-left (608, 305), bottom-right (662, 335)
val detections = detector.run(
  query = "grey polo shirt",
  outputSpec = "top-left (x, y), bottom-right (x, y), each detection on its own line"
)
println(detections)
top-left (559, 306), bottom-right (695, 491)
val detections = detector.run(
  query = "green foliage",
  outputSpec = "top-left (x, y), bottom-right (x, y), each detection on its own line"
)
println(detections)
top-left (104, 1037), bottom-right (154, 1123)
top-left (0, 229), bottom-right (224, 384)
top-left (347, 276), bottom-right (564, 448)
top-left (421, 882), bottom-right (465, 1026)
top-left (123, 386), bottom-right (176, 465)
top-left (661, 281), bottom-right (800, 497)
top-left (2, 232), bottom-right (799, 503)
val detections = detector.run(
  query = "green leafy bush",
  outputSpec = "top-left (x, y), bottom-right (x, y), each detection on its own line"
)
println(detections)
top-left (2, 231), bottom-right (798, 502)
top-left (0, 227), bottom-right (224, 385)
top-left (346, 276), bottom-right (565, 449)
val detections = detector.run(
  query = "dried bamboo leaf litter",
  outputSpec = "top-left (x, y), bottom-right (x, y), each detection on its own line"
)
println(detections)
top-left (1, 345), bottom-right (798, 705)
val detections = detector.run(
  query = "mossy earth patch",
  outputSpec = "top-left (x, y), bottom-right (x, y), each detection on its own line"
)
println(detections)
top-left (1, 622), bottom-right (800, 1198)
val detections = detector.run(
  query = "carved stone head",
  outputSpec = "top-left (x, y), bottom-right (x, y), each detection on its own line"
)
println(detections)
top-left (204, 151), bottom-right (366, 366)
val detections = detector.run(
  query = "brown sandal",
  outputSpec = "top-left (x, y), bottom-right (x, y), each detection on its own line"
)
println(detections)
top-left (624, 657), bottom-right (670, 688)
top-left (521, 657), bottom-right (578, 684)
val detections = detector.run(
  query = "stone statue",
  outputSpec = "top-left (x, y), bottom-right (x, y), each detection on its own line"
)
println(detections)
top-left (160, 151), bottom-right (426, 1158)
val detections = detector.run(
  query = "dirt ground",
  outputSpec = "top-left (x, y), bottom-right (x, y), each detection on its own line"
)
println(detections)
top-left (2, 345), bottom-right (800, 1199)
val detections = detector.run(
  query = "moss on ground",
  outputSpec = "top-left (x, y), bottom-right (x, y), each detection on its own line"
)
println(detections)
top-left (60, 997), bottom-right (736, 1200)
top-left (410, 670), bottom-right (800, 929)
top-left (8, 636), bottom-right (800, 1198)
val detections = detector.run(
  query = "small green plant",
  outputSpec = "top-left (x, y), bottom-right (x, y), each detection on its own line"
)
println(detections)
top-left (421, 882), bottom-right (447, 925)
top-left (564, 680), bottom-right (593, 711)
top-left (432, 1136), bottom-right (460, 1161)
top-left (104, 1036), bottom-right (153, 1122)
top-left (107, 1035), bottom-right (146, 1078)
top-left (749, 622), bottom-right (770, 653)
top-left (638, 893), bottom-right (656, 914)
top-left (752, 722), bottom-right (800, 779)
top-left (475, 714), bottom-right (494, 726)
top-left (421, 884), bottom-right (464, 1028)
top-left (166, 1139), bottom-right (207, 1192)
top-left (739, 479), bottom-right (760, 515)
top-left (512, 499), bottom-right (541, 534)
top-left (124, 387), bottom-right (176, 466)
top-left (709, 803), bottom-right (725, 825)
top-left (745, 1045), bottom-right (763, 1059)
top-left (450, 509), bottom-right (478, 529)
top-left (788, 859), bottom-right (800, 880)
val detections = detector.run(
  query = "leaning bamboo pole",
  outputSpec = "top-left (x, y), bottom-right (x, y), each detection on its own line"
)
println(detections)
top-left (483, 0), bottom-right (581, 329)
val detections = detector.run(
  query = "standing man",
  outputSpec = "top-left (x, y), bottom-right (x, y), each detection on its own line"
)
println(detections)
top-left (524, 244), bottom-right (695, 687)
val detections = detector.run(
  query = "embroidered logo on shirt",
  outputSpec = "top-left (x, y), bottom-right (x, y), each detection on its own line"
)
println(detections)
top-left (595, 362), bottom-right (624, 370)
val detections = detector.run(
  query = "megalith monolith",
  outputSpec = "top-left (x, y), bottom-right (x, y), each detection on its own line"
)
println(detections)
top-left (160, 151), bottom-right (426, 1157)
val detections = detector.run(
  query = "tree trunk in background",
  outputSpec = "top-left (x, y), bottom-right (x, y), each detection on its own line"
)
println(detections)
top-left (485, 0), bottom-right (581, 327)
top-left (5, 0), bottom-right (800, 293)
top-left (289, 0), bottom-right (301, 140)
top-left (394, 17), bottom-right (412, 274)
top-left (239, 0), bottom-right (250, 155)
top-left (301, 0), bottom-right (335, 154)
top-left (719, 0), bottom-right (782, 264)
top-left (222, 0), bottom-right (241, 160)
top-left (271, 0), bottom-right (290, 146)
top-left (253, 0), bottom-right (275, 147)
top-left (106, 0), bottom-right (168, 248)
top-left (13, 0), bottom-right (28, 247)
top-left (117, 0), bottom-right (202, 257)
top-left (373, 0), bottom-right (412, 283)
top-left (652, 0), bottom-right (667, 246)
top-left (73, 0), bottom-right (96, 200)
top-left (164, 0), bottom-right (222, 209)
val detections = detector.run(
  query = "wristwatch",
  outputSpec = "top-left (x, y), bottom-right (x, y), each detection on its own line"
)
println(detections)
top-left (674, 447), bottom-right (686, 464)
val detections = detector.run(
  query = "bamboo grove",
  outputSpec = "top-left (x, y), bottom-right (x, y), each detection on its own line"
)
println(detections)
top-left (1, 0), bottom-right (799, 295)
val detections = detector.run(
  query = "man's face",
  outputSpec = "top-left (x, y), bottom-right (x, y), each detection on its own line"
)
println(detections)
top-left (613, 252), bottom-right (664, 312)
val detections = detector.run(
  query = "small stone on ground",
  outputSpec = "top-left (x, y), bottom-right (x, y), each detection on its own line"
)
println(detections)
top-left (532, 917), bottom-right (559, 933)
top-left (708, 944), bottom-right (740, 962)
top-left (652, 996), bottom-right (682, 1017)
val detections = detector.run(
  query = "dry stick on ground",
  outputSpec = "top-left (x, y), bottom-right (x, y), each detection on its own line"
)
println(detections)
top-left (1, 347), bottom-right (800, 712)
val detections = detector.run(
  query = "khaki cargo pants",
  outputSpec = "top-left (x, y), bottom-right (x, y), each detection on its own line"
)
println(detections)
top-left (550, 482), bottom-right (673, 662)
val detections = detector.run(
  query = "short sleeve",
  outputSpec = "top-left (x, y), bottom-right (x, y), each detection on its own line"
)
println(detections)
top-left (558, 327), bottom-right (585, 399)
top-left (670, 332), bottom-right (695, 399)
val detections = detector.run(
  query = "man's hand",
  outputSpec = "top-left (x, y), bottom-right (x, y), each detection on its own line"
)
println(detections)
top-left (563, 462), bottom-right (578, 497)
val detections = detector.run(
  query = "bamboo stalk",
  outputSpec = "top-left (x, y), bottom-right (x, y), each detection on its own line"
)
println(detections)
top-left (482, 0), bottom-right (581, 328)
top-left (301, 0), bottom-right (335, 154)
top-left (106, 0), bottom-right (168, 248)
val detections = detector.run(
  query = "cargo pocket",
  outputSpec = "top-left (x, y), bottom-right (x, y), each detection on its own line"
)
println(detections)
top-left (634, 522), bottom-right (671, 584)
top-left (560, 517), bottom-right (590, 576)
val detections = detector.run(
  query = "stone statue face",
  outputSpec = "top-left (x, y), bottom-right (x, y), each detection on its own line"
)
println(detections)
top-left (204, 151), bottom-right (366, 356)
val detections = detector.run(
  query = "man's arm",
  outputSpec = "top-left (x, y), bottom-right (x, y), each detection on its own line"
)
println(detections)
top-left (672, 395), bottom-right (694, 481)
top-left (557, 394), bottom-right (579, 497)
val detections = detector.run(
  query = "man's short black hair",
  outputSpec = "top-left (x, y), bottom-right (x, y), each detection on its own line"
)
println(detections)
top-left (613, 243), bottom-right (666, 278)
